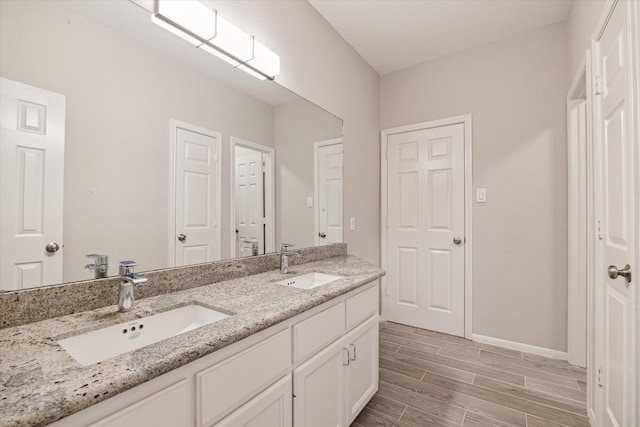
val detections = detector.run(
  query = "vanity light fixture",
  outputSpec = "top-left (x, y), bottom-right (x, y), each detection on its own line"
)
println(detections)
top-left (151, 0), bottom-right (280, 80)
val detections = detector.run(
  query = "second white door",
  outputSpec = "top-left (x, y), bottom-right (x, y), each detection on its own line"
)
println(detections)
top-left (386, 123), bottom-right (465, 336)
top-left (174, 126), bottom-right (221, 266)
top-left (316, 141), bottom-right (343, 245)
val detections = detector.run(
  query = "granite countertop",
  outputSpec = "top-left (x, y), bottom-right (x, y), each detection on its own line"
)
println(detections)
top-left (0, 255), bottom-right (384, 427)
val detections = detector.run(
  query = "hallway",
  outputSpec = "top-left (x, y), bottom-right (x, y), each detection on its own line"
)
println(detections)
top-left (353, 322), bottom-right (589, 427)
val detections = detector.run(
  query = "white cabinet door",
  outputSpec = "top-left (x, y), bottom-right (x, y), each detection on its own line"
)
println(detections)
top-left (293, 338), bottom-right (346, 427)
top-left (345, 315), bottom-right (379, 425)
top-left (215, 375), bottom-right (291, 427)
top-left (91, 380), bottom-right (190, 427)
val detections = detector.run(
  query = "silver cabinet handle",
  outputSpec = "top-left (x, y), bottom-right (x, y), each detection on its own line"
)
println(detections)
top-left (45, 242), bottom-right (60, 253)
top-left (349, 343), bottom-right (356, 361)
top-left (343, 347), bottom-right (350, 366)
top-left (608, 264), bottom-right (631, 283)
top-left (453, 237), bottom-right (462, 245)
top-left (178, 234), bottom-right (186, 242)
top-left (318, 232), bottom-right (327, 238)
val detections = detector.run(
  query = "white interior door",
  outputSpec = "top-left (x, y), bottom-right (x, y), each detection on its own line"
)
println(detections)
top-left (235, 146), bottom-right (265, 257)
top-left (316, 141), bottom-right (343, 245)
top-left (386, 123), bottom-right (465, 336)
top-left (0, 77), bottom-right (65, 290)
top-left (593, 2), bottom-right (637, 425)
top-left (174, 126), bottom-right (220, 266)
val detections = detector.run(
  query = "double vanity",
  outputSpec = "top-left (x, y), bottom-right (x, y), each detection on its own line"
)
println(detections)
top-left (0, 245), bottom-right (384, 426)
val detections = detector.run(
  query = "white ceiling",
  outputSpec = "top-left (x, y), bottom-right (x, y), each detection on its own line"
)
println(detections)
top-left (308, 0), bottom-right (572, 75)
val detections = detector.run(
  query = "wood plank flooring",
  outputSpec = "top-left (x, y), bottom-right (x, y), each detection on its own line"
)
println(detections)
top-left (352, 322), bottom-right (589, 427)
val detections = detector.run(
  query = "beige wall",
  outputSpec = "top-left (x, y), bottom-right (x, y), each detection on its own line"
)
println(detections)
top-left (211, 1), bottom-right (381, 265)
top-left (381, 24), bottom-right (568, 351)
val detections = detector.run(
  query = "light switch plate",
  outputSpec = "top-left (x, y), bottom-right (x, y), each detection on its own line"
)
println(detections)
top-left (350, 217), bottom-right (356, 230)
top-left (476, 188), bottom-right (487, 203)
top-left (306, 196), bottom-right (313, 207)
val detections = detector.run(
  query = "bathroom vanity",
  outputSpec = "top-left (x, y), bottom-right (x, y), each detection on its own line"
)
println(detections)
top-left (0, 251), bottom-right (384, 426)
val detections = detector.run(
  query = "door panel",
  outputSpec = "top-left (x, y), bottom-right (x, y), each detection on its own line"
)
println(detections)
top-left (235, 146), bottom-right (265, 257)
top-left (174, 127), bottom-right (220, 266)
top-left (593, 2), bottom-right (636, 425)
top-left (387, 123), bottom-right (465, 336)
top-left (0, 78), bottom-right (65, 290)
top-left (317, 142), bottom-right (343, 245)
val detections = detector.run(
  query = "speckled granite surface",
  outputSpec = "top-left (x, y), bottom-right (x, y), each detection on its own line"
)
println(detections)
top-left (0, 244), bottom-right (346, 329)
top-left (0, 254), bottom-right (384, 427)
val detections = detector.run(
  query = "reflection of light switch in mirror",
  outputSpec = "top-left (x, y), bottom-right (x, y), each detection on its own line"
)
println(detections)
top-left (307, 196), bottom-right (313, 207)
top-left (476, 188), bottom-right (487, 203)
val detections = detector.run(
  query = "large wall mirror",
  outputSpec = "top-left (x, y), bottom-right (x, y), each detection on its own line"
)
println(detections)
top-left (0, 0), bottom-right (343, 291)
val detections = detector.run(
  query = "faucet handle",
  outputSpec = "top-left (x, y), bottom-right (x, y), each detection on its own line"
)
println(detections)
top-left (119, 260), bottom-right (139, 276)
top-left (280, 243), bottom-right (294, 252)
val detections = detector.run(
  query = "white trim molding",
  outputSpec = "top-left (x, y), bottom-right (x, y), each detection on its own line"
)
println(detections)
top-left (380, 114), bottom-right (473, 339)
top-left (472, 334), bottom-right (569, 361)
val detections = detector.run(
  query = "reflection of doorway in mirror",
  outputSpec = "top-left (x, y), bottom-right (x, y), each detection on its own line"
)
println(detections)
top-left (314, 139), bottom-right (343, 246)
top-left (231, 138), bottom-right (275, 258)
top-left (169, 121), bottom-right (222, 267)
top-left (0, 78), bottom-right (66, 290)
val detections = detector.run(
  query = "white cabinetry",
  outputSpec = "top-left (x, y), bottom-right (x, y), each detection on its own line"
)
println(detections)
top-left (53, 283), bottom-right (379, 427)
top-left (90, 380), bottom-right (190, 427)
top-left (215, 375), bottom-right (292, 427)
top-left (345, 315), bottom-right (378, 424)
top-left (197, 329), bottom-right (291, 426)
top-left (293, 286), bottom-right (379, 427)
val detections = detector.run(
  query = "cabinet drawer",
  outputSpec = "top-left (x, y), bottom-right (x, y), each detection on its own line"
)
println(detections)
top-left (293, 302), bottom-right (345, 363)
top-left (91, 380), bottom-right (190, 427)
top-left (197, 329), bottom-right (291, 426)
top-left (346, 285), bottom-right (378, 330)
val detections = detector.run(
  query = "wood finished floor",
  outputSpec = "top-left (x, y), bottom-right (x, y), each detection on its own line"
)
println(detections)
top-left (352, 322), bottom-right (589, 427)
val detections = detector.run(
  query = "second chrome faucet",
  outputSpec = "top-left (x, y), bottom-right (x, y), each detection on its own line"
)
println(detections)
top-left (280, 243), bottom-right (301, 274)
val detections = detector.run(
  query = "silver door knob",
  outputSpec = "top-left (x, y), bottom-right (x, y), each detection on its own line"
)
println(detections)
top-left (608, 264), bottom-right (631, 283)
top-left (45, 242), bottom-right (60, 253)
top-left (177, 234), bottom-right (186, 242)
top-left (453, 237), bottom-right (463, 245)
top-left (319, 232), bottom-right (327, 238)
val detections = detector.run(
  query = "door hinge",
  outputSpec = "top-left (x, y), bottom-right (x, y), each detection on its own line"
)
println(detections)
top-left (597, 219), bottom-right (603, 240)
top-left (597, 365), bottom-right (604, 387)
top-left (594, 74), bottom-right (601, 95)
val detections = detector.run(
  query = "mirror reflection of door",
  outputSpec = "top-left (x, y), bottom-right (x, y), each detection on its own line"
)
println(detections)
top-left (172, 122), bottom-right (221, 267)
top-left (0, 78), bottom-right (65, 290)
top-left (315, 139), bottom-right (343, 245)
top-left (232, 138), bottom-right (275, 257)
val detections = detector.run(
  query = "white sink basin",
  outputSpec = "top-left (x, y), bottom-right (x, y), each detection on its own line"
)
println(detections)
top-left (276, 272), bottom-right (342, 290)
top-left (58, 305), bottom-right (230, 366)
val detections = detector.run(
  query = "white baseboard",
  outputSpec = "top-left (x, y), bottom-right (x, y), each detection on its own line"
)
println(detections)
top-left (472, 334), bottom-right (568, 361)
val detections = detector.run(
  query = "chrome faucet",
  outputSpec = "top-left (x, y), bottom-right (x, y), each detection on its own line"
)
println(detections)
top-left (118, 260), bottom-right (147, 312)
top-left (85, 254), bottom-right (108, 279)
top-left (280, 243), bottom-right (302, 274)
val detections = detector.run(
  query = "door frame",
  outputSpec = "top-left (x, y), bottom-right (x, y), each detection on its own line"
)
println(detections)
top-left (380, 114), bottom-right (473, 339)
top-left (566, 52), bottom-right (592, 370)
top-left (314, 137), bottom-right (343, 246)
top-left (229, 137), bottom-right (275, 256)
top-left (168, 120), bottom-right (222, 267)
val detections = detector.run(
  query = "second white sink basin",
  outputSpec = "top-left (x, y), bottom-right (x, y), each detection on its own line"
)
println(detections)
top-left (58, 305), bottom-right (230, 366)
top-left (276, 272), bottom-right (342, 290)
